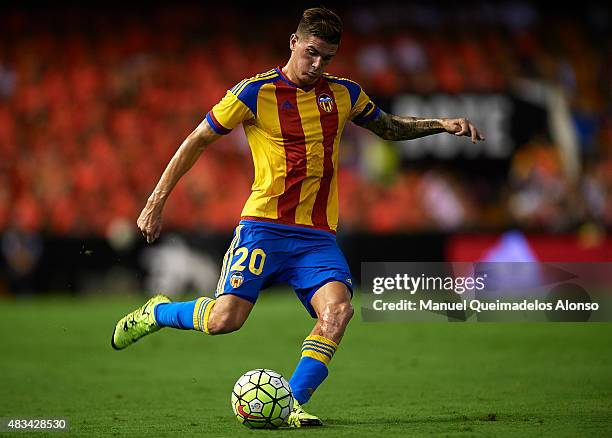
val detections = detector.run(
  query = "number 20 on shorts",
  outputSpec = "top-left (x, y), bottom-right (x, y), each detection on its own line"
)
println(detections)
top-left (230, 248), bottom-right (267, 275)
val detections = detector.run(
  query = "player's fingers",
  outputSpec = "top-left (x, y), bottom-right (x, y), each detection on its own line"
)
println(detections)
top-left (142, 226), bottom-right (153, 243)
top-left (138, 223), bottom-right (146, 238)
top-left (146, 228), bottom-right (157, 244)
top-left (149, 224), bottom-right (162, 243)
top-left (470, 124), bottom-right (478, 143)
top-left (471, 124), bottom-right (485, 142)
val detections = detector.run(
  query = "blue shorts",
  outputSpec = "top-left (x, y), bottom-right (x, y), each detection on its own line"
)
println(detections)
top-left (215, 220), bottom-right (353, 318)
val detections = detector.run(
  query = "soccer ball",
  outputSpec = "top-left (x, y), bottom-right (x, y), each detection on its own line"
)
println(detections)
top-left (231, 368), bottom-right (294, 429)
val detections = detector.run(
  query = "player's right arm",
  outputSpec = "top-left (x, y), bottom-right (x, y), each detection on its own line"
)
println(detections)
top-left (137, 119), bottom-right (220, 243)
top-left (138, 78), bottom-right (254, 243)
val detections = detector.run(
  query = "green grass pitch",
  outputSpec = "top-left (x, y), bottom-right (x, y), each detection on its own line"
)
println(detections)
top-left (1, 290), bottom-right (611, 437)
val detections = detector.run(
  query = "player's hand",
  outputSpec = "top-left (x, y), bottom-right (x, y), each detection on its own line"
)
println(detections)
top-left (137, 202), bottom-right (163, 244)
top-left (442, 118), bottom-right (485, 143)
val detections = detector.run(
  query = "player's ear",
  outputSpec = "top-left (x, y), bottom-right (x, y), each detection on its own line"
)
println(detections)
top-left (289, 33), bottom-right (298, 51)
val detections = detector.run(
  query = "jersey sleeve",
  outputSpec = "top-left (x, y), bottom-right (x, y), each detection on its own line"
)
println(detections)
top-left (349, 86), bottom-right (381, 126)
top-left (205, 89), bottom-right (254, 135)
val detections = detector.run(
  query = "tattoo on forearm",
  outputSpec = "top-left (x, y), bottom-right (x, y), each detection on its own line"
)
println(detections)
top-left (364, 111), bottom-right (445, 141)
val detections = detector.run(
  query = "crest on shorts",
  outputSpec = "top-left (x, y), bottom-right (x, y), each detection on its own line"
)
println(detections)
top-left (229, 271), bottom-right (244, 288)
top-left (317, 93), bottom-right (335, 112)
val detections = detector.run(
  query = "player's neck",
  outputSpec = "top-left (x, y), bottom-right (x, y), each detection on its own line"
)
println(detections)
top-left (281, 64), bottom-right (300, 86)
top-left (281, 63), bottom-right (314, 89)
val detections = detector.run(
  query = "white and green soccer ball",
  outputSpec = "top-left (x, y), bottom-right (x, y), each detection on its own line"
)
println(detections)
top-left (231, 368), bottom-right (294, 429)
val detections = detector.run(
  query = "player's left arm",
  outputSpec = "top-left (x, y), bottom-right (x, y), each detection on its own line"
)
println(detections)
top-left (362, 110), bottom-right (485, 143)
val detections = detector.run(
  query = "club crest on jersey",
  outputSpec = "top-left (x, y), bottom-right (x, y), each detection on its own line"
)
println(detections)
top-left (318, 93), bottom-right (335, 112)
top-left (229, 272), bottom-right (244, 288)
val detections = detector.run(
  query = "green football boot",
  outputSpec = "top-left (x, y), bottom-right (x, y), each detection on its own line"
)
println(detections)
top-left (286, 400), bottom-right (323, 427)
top-left (111, 294), bottom-right (171, 350)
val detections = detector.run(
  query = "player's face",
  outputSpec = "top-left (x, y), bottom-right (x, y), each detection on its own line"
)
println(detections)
top-left (290, 33), bottom-right (338, 85)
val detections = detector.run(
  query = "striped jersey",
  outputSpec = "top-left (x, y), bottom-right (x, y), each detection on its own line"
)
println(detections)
top-left (205, 67), bottom-right (380, 233)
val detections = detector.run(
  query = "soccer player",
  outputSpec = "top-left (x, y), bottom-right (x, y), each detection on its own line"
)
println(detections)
top-left (111, 7), bottom-right (484, 427)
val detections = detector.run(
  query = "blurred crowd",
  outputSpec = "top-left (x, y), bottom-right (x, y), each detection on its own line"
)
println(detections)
top-left (1, 1), bottom-right (610, 237)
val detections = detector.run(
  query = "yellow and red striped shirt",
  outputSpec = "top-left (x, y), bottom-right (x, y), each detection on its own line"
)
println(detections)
top-left (205, 67), bottom-right (379, 233)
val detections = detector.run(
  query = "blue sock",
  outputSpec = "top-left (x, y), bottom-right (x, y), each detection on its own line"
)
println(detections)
top-left (154, 301), bottom-right (197, 330)
top-left (289, 357), bottom-right (329, 404)
top-left (289, 335), bottom-right (338, 404)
